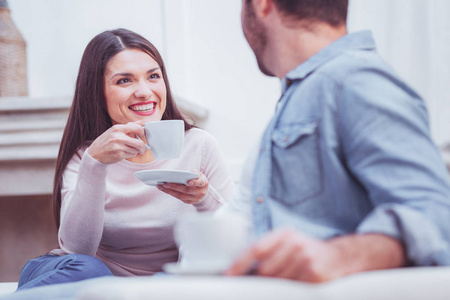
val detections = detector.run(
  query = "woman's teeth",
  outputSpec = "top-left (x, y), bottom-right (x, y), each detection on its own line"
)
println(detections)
top-left (130, 103), bottom-right (155, 112)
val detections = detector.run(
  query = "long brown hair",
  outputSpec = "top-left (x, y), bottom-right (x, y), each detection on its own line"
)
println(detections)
top-left (53, 28), bottom-right (193, 228)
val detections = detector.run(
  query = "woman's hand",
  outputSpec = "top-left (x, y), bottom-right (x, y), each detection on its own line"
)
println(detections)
top-left (156, 172), bottom-right (209, 204)
top-left (87, 121), bottom-right (148, 164)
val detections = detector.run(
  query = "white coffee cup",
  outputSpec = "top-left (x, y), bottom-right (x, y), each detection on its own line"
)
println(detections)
top-left (141, 120), bottom-right (184, 160)
top-left (174, 212), bottom-right (251, 272)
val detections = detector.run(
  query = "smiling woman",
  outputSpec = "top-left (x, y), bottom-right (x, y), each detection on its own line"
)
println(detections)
top-left (11, 28), bottom-right (235, 294)
top-left (103, 49), bottom-right (167, 124)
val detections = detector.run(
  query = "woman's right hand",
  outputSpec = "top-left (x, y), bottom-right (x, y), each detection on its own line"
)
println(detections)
top-left (87, 121), bottom-right (148, 164)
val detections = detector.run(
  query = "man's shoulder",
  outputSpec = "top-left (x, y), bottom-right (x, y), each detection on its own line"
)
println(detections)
top-left (316, 49), bottom-right (393, 83)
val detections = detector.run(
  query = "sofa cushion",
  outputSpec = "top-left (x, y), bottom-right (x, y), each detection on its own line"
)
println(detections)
top-left (0, 282), bottom-right (17, 298)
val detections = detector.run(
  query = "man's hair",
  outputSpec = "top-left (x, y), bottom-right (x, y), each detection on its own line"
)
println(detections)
top-left (260, 0), bottom-right (348, 27)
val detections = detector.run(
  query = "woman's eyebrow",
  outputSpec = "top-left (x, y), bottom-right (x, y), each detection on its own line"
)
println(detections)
top-left (109, 67), bottom-right (161, 81)
top-left (109, 72), bottom-right (133, 80)
top-left (146, 67), bottom-right (161, 74)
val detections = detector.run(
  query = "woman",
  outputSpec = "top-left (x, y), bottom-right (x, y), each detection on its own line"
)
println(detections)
top-left (16, 28), bottom-right (234, 290)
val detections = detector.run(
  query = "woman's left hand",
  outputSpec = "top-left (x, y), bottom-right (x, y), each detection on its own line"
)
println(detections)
top-left (156, 172), bottom-right (209, 204)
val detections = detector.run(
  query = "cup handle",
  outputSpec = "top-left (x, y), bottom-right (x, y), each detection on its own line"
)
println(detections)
top-left (135, 135), bottom-right (151, 150)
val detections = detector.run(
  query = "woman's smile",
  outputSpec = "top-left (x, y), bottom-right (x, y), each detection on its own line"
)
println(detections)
top-left (129, 101), bottom-right (157, 115)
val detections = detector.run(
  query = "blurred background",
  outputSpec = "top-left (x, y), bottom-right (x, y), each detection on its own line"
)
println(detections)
top-left (1, 0), bottom-right (449, 281)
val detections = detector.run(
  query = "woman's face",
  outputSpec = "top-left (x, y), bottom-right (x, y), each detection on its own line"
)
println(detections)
top-left (104, 49), bottom-right (167, 125)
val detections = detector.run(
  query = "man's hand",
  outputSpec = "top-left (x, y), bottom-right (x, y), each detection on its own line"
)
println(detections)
top-left (225, 229), bottom-right (406, 283)
top-left (225, 229), bottom-right (342, 282)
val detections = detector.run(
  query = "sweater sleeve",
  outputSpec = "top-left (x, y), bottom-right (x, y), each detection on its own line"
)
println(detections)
top-left (193, 131), bottom-right (235, 212)
top-left (58, 149), bottom-right (109, 256)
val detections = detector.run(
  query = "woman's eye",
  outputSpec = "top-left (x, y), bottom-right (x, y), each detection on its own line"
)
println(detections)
top-left (149, 73), bottom-right (161, 79)
top-left (117, 78), bottom-right (131, 84)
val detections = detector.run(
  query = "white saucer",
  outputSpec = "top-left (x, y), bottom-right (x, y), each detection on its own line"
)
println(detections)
top-left (134, 170), bottom-right (199, 186)
top-left (162, 263), bottom-right (226, 276)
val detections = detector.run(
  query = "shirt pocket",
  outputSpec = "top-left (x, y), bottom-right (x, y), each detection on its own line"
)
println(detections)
top-left (270, 120), bottom-right (323, 206)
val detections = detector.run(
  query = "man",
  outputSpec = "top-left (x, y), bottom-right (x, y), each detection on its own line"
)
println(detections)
top-left (225, 0), bottom-right (450, 282)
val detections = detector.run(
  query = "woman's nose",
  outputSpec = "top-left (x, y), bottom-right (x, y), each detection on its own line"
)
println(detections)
top-left (134, 82), bottom-right (152, 99)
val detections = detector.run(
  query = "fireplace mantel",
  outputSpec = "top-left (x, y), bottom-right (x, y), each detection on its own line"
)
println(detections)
top-left (0, 96), bottom-right (208, 196)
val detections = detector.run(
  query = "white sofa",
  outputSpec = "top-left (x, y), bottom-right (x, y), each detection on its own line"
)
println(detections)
top-left (0, 283), bottom-right (17, 298)
top-left (2, 267), bottom-right (450, 300)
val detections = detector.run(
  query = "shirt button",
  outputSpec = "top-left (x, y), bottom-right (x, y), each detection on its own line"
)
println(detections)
top-left (259, 147), bottom-right (264, 154)
top-left (257, 197), bottom-right (264, 203)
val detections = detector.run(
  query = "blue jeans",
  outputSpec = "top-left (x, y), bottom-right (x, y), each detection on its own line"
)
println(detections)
top-left (17, 254), bottom-right (113, 291)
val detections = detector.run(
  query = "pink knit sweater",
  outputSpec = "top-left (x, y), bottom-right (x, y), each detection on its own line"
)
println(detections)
top-left (50, 128), bottom-right (235, 276)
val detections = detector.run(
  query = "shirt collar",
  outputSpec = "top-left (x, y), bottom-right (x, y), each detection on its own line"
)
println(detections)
top-left (283, 30), bottom-right (376, 84)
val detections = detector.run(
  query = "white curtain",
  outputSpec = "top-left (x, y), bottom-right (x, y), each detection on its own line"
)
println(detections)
top-left (348, 0), bottom-right (450, 146)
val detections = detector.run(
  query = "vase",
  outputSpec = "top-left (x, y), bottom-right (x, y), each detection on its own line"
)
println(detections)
top-left (0, 0), bottom-right (28, 97)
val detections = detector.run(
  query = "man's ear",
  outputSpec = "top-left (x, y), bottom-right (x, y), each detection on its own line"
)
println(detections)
top-left (253, 0), bottom-right (273, 18)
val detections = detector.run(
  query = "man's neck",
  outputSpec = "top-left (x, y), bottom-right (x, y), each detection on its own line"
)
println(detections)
top-left (268, 23), bottom-right (347, 79)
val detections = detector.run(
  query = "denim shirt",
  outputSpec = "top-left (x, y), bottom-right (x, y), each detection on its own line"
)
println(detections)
top-left (251, 31), bottom-right (450, 266)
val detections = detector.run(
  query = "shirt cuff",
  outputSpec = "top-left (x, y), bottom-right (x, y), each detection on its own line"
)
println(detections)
top-left (356, 203), bottom-right (450, 266)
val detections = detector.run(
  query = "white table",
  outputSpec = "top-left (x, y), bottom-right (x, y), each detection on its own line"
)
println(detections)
top-left (76, 267), bottom-right (450, 300)
top-left (2, 267), bottom-right (450, 300)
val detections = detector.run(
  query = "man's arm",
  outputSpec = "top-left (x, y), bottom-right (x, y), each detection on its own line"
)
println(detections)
top-left (225, 229), bottom-right (406, 282)
top-left (340, 66), bottom-right (450, 266)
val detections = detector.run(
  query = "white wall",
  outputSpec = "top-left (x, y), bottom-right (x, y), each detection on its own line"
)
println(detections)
top-left (161, 0), bottom-right (279, 169)
top-left (7, 0), bottom-right (450, 175)
top-left (8, 0), bottom-right (165, 97)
